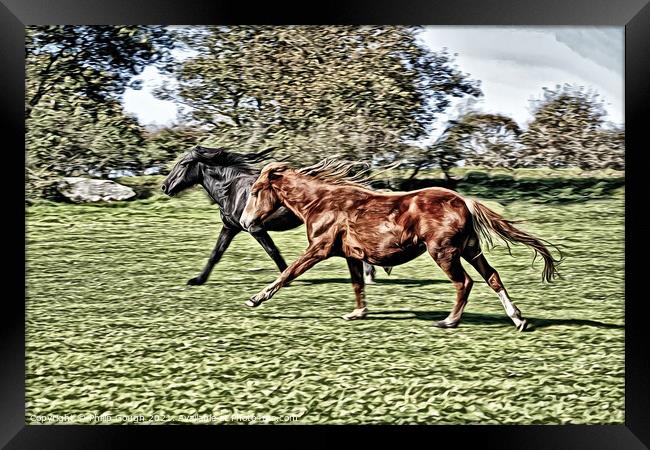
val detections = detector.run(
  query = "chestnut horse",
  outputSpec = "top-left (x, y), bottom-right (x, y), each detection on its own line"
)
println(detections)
top-left (240, 159), bottom-right (561, 332)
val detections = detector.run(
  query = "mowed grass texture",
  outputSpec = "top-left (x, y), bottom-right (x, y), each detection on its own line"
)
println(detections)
top-left (26, 185), bottom-right (624, 424)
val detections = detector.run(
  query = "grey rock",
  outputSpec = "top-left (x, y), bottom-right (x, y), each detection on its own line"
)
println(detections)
top-left (143, 167), bottom-right (161, 175)
top-left (57, 177), bottom-right (136, 203)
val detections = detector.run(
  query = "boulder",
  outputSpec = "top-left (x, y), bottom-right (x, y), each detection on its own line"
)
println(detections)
top-left (57, 177), bottom-right (137, 203)
top-left (143, 166), bottom-right (161, 175)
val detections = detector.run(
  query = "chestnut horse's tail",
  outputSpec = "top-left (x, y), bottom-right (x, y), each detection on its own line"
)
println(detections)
top-left (464, 198), bottom-right (562, 282)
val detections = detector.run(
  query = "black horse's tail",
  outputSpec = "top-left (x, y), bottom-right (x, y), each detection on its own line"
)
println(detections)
top-left (464, 198), bottom-right (562, 283)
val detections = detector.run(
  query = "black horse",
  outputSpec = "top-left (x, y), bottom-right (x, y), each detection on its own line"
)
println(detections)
top-left (161, 146), bottom-right (383, 285)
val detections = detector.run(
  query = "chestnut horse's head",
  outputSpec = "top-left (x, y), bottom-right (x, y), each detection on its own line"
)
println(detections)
top-left (241, 162), bottom-right (290, 230)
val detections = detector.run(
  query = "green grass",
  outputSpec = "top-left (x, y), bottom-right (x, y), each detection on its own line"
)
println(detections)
top-left (26, 183), bottom-right (624, 424)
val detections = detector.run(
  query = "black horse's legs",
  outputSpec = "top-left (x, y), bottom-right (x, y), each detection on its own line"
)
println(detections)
top-left (188, 226), bottom-right (240, 285)
top-left (343, 258), bottom-right (368, 320)
top-left (464, 252), bottom-right (528, 331)
top-left (251, 230), bottom-right (288, 272)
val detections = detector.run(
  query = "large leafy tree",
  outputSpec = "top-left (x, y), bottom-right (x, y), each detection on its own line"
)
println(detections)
top-left (448, 113), bottom-right (523, 169)
top-left (403, 112), bottom-right (522, 183)
top-left (26, 26), bottom-right (173, 119)
top-left (27, 100), bottom-right (144, 179)
top-left (519, 84), bottom-right (624, 170)
top-left (157, 26), bottom-right (482, 164)
top-left (26, 26), bottom-right (174, 199)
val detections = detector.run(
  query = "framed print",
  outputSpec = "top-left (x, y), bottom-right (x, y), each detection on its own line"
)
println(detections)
top-left (2, 0), bottom-right (649, 448)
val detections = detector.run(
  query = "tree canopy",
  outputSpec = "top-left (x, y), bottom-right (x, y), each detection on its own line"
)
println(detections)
top-left (157, 26), bottom-right (482, 164)
top-left (519, 84), bottom-right (623, 170)
top-left (26, 26), bottom-right (174, 198)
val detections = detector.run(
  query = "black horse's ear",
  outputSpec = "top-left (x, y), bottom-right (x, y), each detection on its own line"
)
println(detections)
top-left (194, 146), bottom-right (223, 163)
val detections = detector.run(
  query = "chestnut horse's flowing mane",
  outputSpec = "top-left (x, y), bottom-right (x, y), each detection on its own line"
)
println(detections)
top-left (296, 157), bottom-right (393, 188)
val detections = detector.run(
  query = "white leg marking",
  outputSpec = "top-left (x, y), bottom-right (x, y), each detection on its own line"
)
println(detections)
top-left (246, 280), bottom-right (281, 307)
top-left (498, 290), bottom-right (518, 317)
top-left (497, 289), bottom-right (526, 330)
top-left (341, 307), bottom-right (368, 321)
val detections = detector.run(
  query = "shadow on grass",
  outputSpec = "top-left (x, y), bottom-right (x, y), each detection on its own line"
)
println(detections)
top-left (294, 278), bottom-right (447, 286)
top-left (259, 309), bottom-right (624, 330)
top-left (203, 277), bottom-right (447, 286)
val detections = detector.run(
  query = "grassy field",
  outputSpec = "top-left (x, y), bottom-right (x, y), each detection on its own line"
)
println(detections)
top-left (25, 178), bottom-right (624, 424)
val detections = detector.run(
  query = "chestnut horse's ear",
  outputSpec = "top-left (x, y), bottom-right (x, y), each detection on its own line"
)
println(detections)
top-left (264, 162), bottom-right (290, 180)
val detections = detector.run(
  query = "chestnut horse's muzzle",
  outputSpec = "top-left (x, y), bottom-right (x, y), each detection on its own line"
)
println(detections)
top-left (240, 215), bottom-right (260, 232)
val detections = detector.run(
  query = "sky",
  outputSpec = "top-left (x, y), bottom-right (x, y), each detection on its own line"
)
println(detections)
top-left (122, 26), bottom-right (624, 129)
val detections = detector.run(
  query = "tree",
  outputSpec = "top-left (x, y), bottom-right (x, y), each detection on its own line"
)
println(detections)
top-left (519, 84), bottom-right (623, 170)
top-left (26, 26), bottom-right (173, 119)
top-left (449, 113), bottom-right (522, 168)
top-left (157, 26), bottom-right (481, 165)
top-left (26, 99), bottom-right (145, 197)
top-left (140, 125), bottom-right (207, 169)
top-left (26, 26), bottom-right (174, 199)
top-left (405, 112), bottom-right (522, 183)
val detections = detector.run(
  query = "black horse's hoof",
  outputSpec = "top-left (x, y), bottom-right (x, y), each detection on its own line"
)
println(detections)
top-left (187, 277), bottom-right (206, 286)
top-left (434, 320), bottom-right (459, 329)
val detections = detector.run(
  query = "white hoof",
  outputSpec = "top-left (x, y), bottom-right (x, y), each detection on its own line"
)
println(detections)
top-left (245, 299), bottom-right (259, 308)
top-left (364, 276), bottom-right (375, 284)
top-left (341, 307), bottom-right (368, 321)
top-left (516, 319), bottom-right (529, 332)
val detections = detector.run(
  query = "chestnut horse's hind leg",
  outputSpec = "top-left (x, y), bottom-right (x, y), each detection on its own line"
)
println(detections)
top-left (342, 258), bottom-right (368, 320)
top-left (464, 251), bottom-right (528, 332)
top-left (429, 248), bottom-right (473, 328)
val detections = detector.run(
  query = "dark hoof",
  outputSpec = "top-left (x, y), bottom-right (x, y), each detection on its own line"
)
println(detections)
top-left (434, 320), bottom-right (459, 329)
top-left (187, 277), bottom-right (206, 286)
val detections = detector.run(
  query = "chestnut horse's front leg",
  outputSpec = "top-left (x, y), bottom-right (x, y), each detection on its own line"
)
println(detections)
top-left (245, 243), bottom-right (328, 307)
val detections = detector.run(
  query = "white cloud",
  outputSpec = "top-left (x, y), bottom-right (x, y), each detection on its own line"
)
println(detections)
top-left (420, 26), bottom-right (623, 127)
top-left (122, 66), bottom-right (179, 126)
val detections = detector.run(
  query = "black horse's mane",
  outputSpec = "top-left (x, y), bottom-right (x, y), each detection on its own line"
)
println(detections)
top-left (191, 146), bottom-right (276, 171)
top-left (188, 146), bottom-right (278, 206)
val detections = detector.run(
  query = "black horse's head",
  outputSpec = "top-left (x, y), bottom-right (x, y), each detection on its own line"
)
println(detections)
top-left (161, 146), bottom-right (277, 196)
top-left (161, 148), bottom-right (203, 196)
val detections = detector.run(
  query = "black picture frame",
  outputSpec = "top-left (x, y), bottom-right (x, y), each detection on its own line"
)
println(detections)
top-left (3, 0), bottom-right (648, 448)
